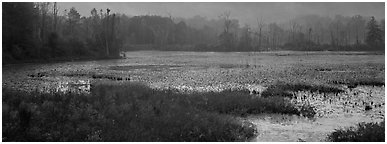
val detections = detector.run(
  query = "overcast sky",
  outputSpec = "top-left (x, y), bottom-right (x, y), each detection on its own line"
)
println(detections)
top-left (58, 2), bottom-right (385, 25)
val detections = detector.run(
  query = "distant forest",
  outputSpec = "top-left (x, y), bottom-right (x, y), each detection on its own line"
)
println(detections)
top-left (3, 2), bottom-right (385, 63)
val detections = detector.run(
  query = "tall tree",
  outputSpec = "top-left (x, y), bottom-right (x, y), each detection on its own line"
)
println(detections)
top-left (52, 2), bottom-right (58, 32)
top-left (3, 2), bottom-right (37, 60)
top-left (351, 15), bottom-right (365, 45)
top-left (365, 16), bottom-right (383, 50)
top-left (218, 11), bottom-right (236, 51)
top-left (257, 18), bottom-right (265, 51)
top-left (268, 23), bottom-right (282, 49)
top-left (67, 7), bottom-right (80, 37)
top-left (380, 19), bottom-right (385, 45)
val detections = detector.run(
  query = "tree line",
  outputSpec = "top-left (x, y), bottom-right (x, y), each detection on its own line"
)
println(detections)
top-left (3, 2), bottom-right (121, 63)
top-left (3, 2), bottom-right (385, 63)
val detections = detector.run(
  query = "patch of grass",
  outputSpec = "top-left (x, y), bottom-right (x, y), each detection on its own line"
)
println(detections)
top-left (297, 104), bottom-right (316, 119)
top-left (189, 90), bottom-right (301, 117)
top-left (218, 64), bottom-right (239, 69)
top-left (261, 83), bottom-right (344, 98)
top-left (2, 82), bottom-right (257, 142)
top-left (330, 79), bottom-right (384, 87)
top-left (109, 65), bottom-right (182, 71)
top-left (326, 121), bottom-right (385, 142)
top-left (91, 74), bottom-right (129, 81)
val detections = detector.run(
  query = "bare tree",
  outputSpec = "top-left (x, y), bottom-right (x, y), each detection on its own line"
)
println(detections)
top-left (52, 2), bottom-right (58, 32)
top-left (289, 20), bottom-right (298, 42)
top-left (352, 15), bottom-right (364, 45)
top-left (308, 27), bottom-right (312, 50)
top-left (166, 12), bottom-right (176, 43)
top-left (218, 11), bottom-right (235, 50)
top-left (257, 17), bottom-right (265, 51)
top-left (38, 3), bottom-right (49, 43)
top-left (335, 20), bottom-right (340, 47)
top-left (219, 11), bottom-right (232, 34)
top-left (105, 8), bottom-right (110, 56)
top-left (35, 2), bottom-right (50, 57)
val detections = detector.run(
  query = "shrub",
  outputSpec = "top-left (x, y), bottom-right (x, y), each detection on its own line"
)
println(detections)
top-left (327, 121), bottom-right (385, 142)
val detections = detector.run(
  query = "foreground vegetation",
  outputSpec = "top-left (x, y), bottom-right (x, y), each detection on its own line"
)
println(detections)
top-left (3, 83), bottom-right (252, 141)
top-left (4, 82), bottom-right (311, 141)
top-left (327, 121), bottom-right (385, 142)
top-left (3, 81), bottom-right (384, 142)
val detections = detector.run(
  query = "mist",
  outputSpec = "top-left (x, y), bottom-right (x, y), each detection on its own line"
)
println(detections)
top-left (58, 2), bottom-right (385, 26)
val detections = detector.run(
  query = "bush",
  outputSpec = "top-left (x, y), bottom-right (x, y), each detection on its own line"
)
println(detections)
top-left (327, 121), bottom-right (385, 142)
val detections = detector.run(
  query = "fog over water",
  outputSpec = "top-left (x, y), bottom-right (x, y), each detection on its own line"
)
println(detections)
top-left (58, 2), bottom-right (385, 26)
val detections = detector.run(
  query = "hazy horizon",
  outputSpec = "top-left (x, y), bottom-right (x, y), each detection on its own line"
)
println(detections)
top-left (58, 2), bottom-right (385, 26)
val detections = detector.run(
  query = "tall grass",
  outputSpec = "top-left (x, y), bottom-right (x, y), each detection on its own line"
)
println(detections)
top-left (189, 90), bottom-right (300, 116)
top-left (3, 82), bottom-right (256, 141)
top-left (326, 121), bottom-right (385, 142)
top-left (3, 82), bottom-right (311, 141)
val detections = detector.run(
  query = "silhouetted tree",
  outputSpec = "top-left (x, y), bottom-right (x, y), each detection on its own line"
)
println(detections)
top-left (219, 11), bottom-right (237, 51)
top-left (256, 18), bottom-right (265, 51)
top-left (366, 16), bottom-right (383, 50)
top-left (3, 2), bottom-right (37, 60)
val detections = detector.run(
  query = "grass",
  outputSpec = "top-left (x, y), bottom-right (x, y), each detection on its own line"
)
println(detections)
top-left (3, 81), bottom-right (319, 141)
top-left (326, 121), bottom-right (385, 142)
top-left (91, 73), bottom-right (130, 81)
top-left (2, 82), bottom-right (253, 141)
top-left (188, 90), bottom-right (301, 117)
top-left (261, 82), bottom-right (344, 98)
top-left (330, 78), bottom-right (385, 87)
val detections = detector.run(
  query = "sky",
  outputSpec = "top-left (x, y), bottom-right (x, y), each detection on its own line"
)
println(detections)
top-left (58, 2), bottom-right (385, 25)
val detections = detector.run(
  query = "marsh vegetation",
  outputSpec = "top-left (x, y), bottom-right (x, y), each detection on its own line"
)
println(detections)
top-left (2, 51), bottom-right (385, 142)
